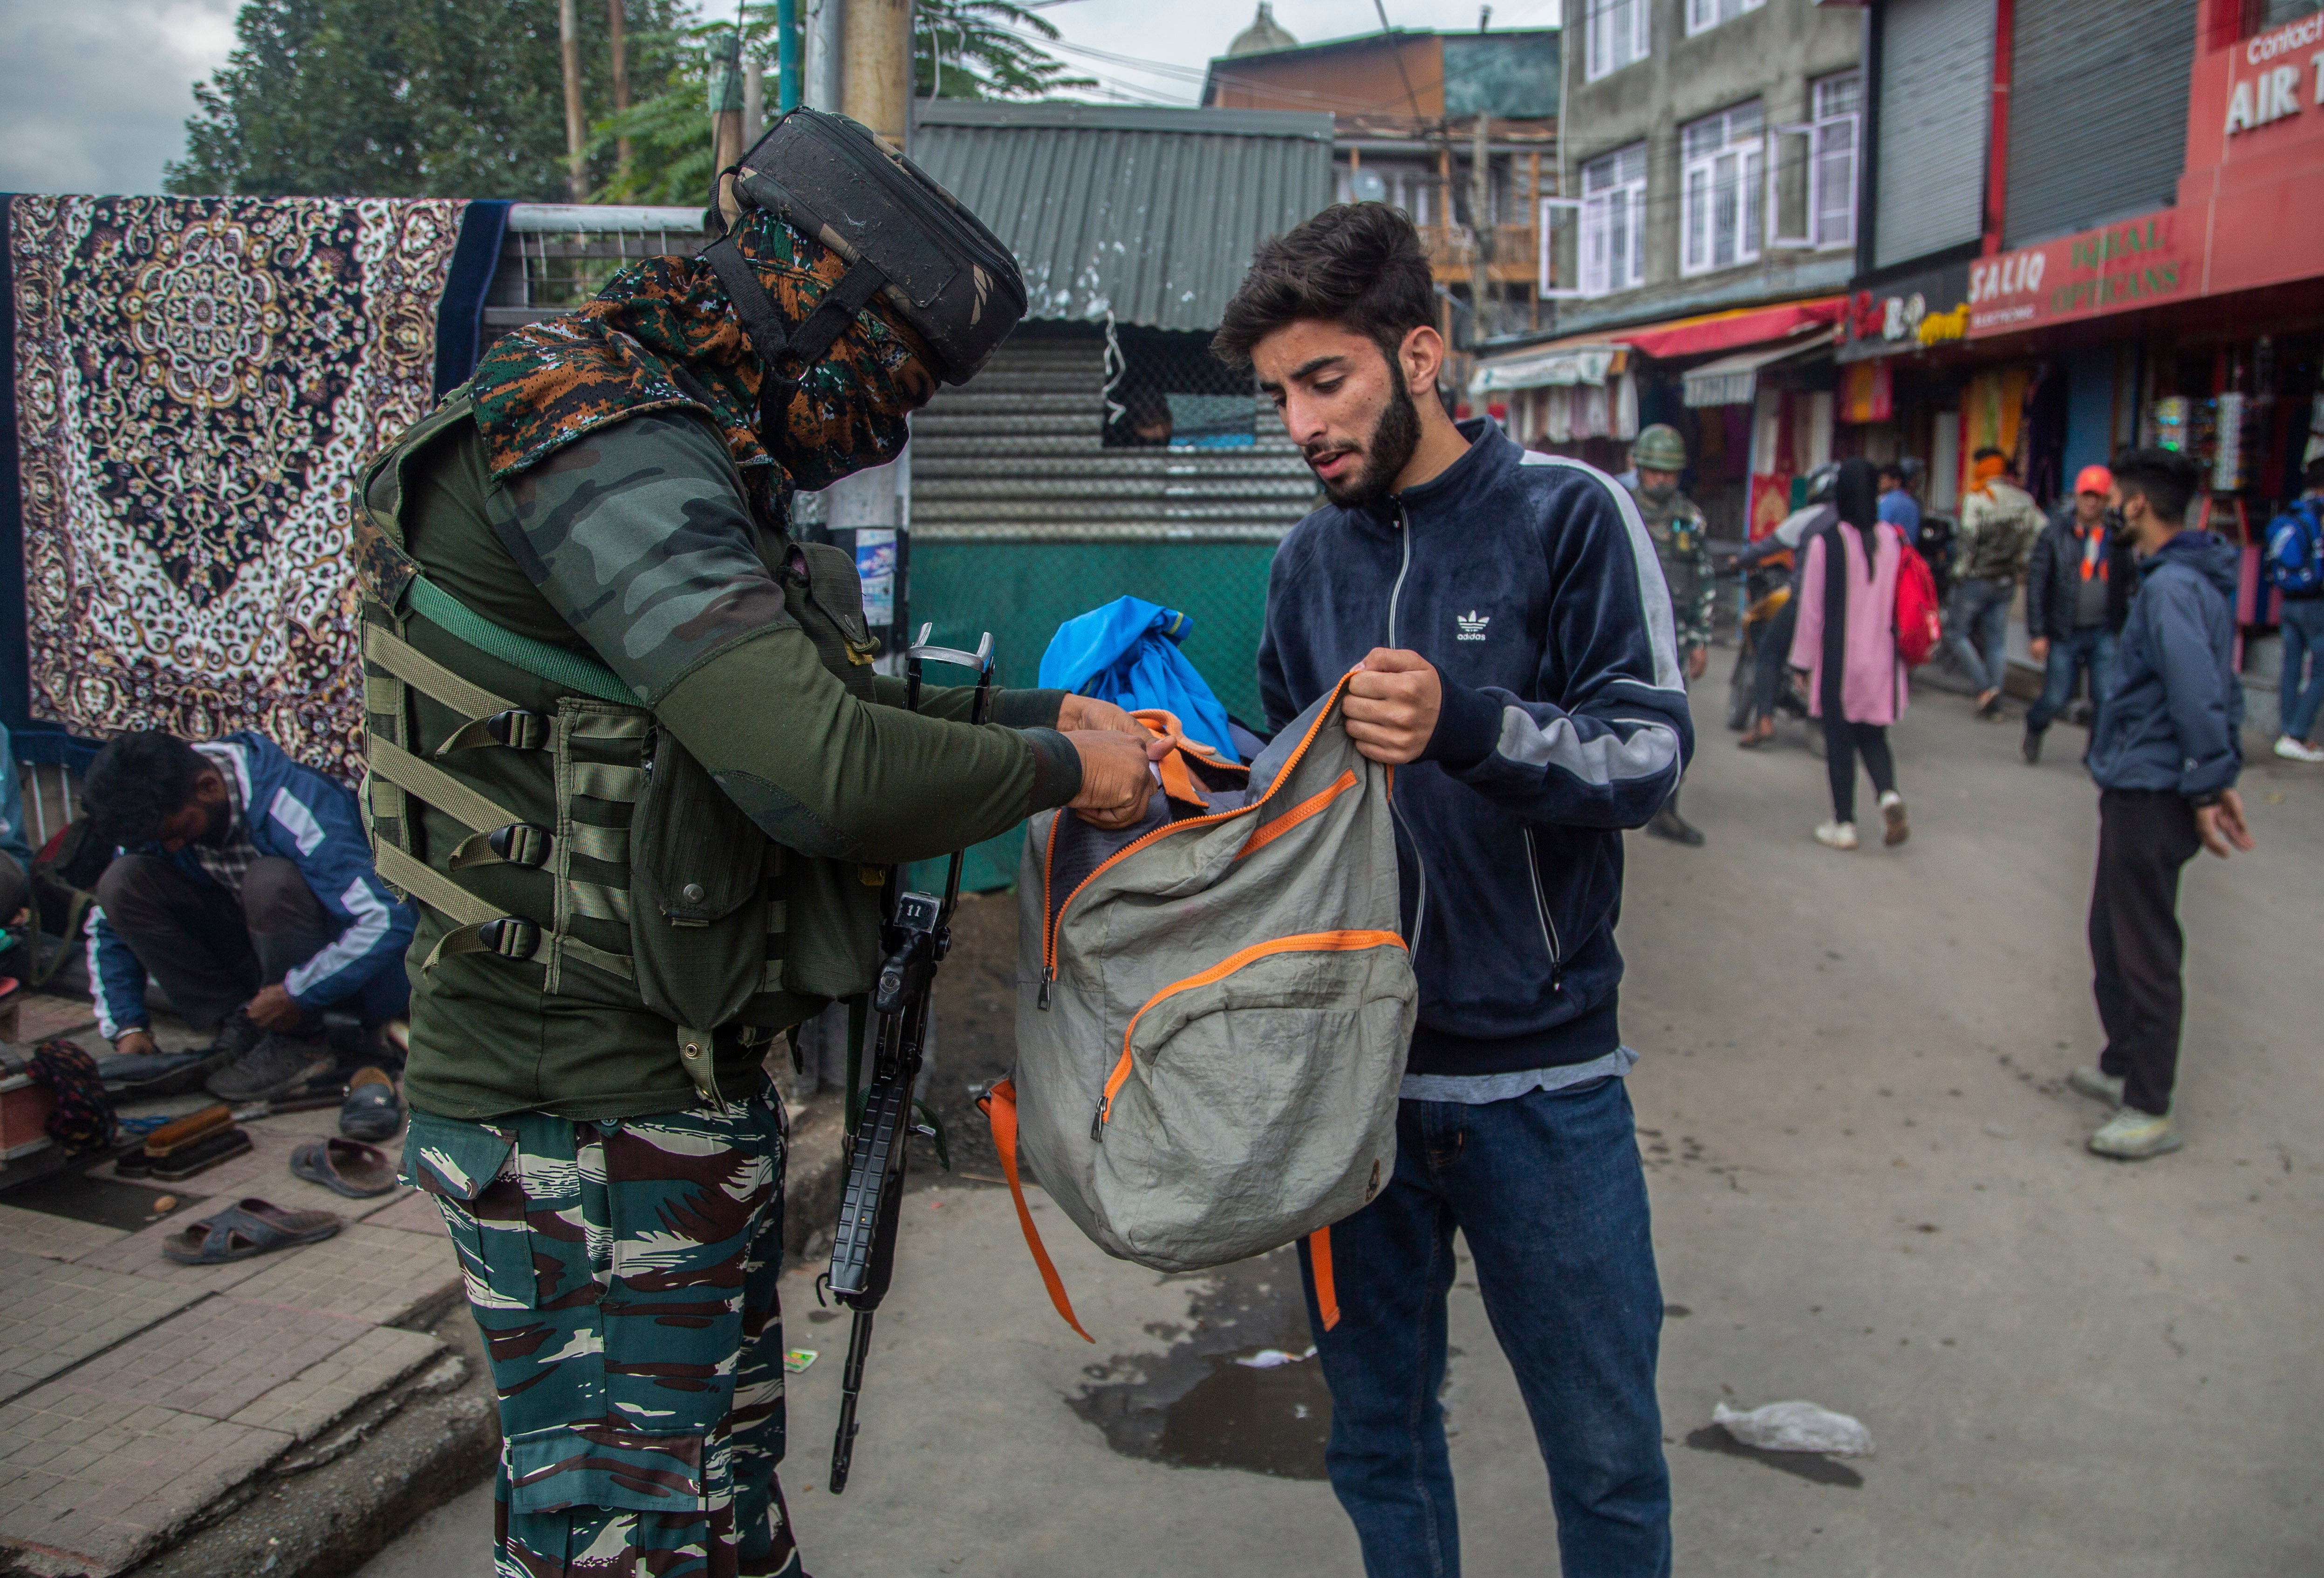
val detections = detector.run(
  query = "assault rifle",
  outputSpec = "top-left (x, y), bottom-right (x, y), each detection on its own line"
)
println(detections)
top-left (826, 627), bottom-right (993, 1494)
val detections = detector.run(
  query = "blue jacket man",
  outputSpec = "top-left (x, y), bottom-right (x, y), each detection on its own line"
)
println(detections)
top-left (84, 731), bottom-right (412, 1101)
top-left (1220, 203), bottom-right (1687, 1578)
top-left (2069, 449), bottom-right (2251, 1161)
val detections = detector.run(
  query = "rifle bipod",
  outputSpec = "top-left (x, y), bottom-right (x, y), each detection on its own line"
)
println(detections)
top-left (825, 628), bottom-right (991, 1495)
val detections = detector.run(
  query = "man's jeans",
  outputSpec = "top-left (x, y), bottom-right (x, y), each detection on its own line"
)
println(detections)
top-left (1946, 576), bottom-right (2014, 694)
top-left (2279, 596), bottom-right (2324, 741)
top-left (2025, 626), bottom-right (2118, 736)
top-left (1298, 1077), bottom-right (1671, 1578)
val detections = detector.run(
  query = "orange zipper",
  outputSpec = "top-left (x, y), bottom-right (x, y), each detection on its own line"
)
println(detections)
top-left (1039, 673), bottom-right (1358, 1001)
top-left (1093, 929), bottom-right (1409, 1138)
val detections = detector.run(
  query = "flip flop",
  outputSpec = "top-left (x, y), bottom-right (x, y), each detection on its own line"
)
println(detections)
top-left (161, 1197), bottom-right (342, 1264)
top-left (291, 1137), bottom-right (399, 1199)
top-left (338, 1065), bottom-right (403, 1142)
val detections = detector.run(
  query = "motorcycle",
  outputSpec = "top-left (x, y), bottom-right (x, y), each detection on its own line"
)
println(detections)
top-left (1723, 552), bottom-right (1812, 734)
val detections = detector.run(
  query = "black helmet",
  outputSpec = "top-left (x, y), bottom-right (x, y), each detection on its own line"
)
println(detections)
top-left (1802, 463), bottom-right (1841, 505)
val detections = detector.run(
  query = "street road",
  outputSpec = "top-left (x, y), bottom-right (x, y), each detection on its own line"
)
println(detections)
top-left (362, 686), bottom-right (2323, 1577)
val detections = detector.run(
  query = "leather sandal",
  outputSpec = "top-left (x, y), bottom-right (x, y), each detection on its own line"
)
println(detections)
top-left (162, 1198), bottom-right (343, 1264)
top-left (291, 1137), bottom-right (399, 1199)
top-left (339, 1066), bottom-right (403, 1142)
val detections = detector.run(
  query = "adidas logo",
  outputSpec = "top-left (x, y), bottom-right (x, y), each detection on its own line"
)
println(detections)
top-left (1456, 610), bottom-right (1490, 642)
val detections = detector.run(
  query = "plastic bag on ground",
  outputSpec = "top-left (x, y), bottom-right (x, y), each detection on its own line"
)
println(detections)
top-left (1712, 1400), bottom-right (1874, 1457)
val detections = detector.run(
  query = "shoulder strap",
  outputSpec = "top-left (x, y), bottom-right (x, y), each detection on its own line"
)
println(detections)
top-left (701, 237), bottom-right (888, 429)
top-left (403, 576), bottom-right (634, 705)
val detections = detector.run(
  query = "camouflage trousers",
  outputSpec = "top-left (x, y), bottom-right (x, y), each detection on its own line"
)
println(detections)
top-left (401, 1083), bottom-right (801, 1577)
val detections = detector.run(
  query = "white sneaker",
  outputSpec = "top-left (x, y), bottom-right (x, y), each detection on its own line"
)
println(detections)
top-left (1814, 820), bottom-right (1859, 850)
top-left (2088, 1105), bottom-right (2181, 1160)
top-left (2066, 1066), bottom-right (2125, 1107)
top-left (2275, 735), bottom-right (2324, 763)
top-left (1878, 790), bottom-right (1909, 847)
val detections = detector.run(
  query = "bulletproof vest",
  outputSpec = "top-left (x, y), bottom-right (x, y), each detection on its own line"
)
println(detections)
top-left (1634, 487), bottom-right (1704, 608)
top-left (353, 388), bottom-right (882, 1108)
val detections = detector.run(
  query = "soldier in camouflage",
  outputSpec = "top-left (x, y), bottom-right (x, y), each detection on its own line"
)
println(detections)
top-left (379, 204), bottom-right (1165, 1576)
top-left (1628, 424), bottom-right (1713, 847)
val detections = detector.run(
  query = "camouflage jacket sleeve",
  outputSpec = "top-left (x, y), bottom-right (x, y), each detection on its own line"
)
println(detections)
top-left (487, 410), bottom-right (1080, 862)
top-left (1682, 528), bottom-right (1715, 653)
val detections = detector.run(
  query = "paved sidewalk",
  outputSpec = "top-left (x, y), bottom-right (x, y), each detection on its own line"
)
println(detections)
top-left (0, 1041), bottom-right (463, 1578)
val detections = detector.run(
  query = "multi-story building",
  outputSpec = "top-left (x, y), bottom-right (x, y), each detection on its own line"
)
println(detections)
top-left (1840, 0), bottom-right (2324, 702)
top-left (1202, 11), bottom-right (1561, 345)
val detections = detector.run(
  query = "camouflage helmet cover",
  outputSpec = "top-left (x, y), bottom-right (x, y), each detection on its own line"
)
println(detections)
top-left (1632, 423), bottom-right (1687, 472)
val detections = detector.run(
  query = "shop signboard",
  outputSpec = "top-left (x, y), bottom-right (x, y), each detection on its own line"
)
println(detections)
top-left (1960, 9), bottom-right (2324, 341)
top-left (1838, 260), bottom-right (1970, 362)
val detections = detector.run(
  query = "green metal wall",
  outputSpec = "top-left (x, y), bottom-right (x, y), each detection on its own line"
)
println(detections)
top-left (904, 538), bottom-right (1278, 892)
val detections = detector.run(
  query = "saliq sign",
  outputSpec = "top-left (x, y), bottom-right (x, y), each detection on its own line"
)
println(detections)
top-left (1967, 212), bottom-right (2187, 337)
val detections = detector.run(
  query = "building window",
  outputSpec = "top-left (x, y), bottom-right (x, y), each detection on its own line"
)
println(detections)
top-left (1810, 72), bottom-right (1861, 249)
top-left (1681, 101), bottom-right (1764, 275)
top-left (1579, 143), bottom-right (1647, 296)
top-left (1584, 0), bottom-right (1650, 82)
top-left (1685, 0), bottom-right (1765, 37)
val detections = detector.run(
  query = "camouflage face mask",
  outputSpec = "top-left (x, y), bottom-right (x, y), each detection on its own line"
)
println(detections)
top-left (468, 208), bottom-right (937, 513)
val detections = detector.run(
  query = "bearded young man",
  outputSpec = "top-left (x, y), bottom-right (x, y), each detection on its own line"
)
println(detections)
top-left (1217, 203), bottom-right (1690, 1577)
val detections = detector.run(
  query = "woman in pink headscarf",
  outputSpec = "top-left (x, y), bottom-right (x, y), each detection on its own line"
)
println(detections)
top-left (1790, 457), bottom-right (1911, 850)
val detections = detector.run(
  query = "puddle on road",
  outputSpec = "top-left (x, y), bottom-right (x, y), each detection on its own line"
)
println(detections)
top-left (1068, 1247), bottom-right (1334, 1480)
top-left (1682, 1425), bottom-right (1865, 1488)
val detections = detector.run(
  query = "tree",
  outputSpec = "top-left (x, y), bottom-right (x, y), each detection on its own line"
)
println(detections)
top-left (166, 0), bottom-right (685, 198)
top-left (590, 0), bottom-right (1094, 205)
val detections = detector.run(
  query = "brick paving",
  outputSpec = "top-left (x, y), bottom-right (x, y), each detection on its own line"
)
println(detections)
top-left (0, 1202), bottom-right (124, 1261)
top-left (230, 1223), bottom-right (465, 1327)
top-left (51, 1297), bottom-right (372, 1422)
top-left (226, 1325), bottom-right (442, 1443)
top-left (0, 1254), bottom-right (205, 1406)
top-left (0, 1388), bottom-right (290, 1575)
top-left (365, 1189), bottom-right (448, 1237)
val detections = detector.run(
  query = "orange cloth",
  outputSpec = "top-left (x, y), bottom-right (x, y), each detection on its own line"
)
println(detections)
top-left (1970, 453), bottom-right (2007, 496)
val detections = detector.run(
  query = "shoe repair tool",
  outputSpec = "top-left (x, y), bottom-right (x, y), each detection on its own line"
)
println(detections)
top-left (826, 627), bottom-right (990, 1495)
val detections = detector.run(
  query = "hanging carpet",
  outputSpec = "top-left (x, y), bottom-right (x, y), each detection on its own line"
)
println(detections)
top-left (5, 196), bottom-right (472, 777)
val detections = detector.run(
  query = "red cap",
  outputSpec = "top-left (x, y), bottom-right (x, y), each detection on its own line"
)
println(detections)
top-left (2075, 465), bottom-right (2113, 496)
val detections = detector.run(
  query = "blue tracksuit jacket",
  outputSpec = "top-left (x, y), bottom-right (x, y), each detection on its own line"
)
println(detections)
top-left (2086, 529), bottom-right (2245, 798)
top-left (1259, 420), bottom-right (1695, 1078)
top-left (89, 733), bottom-right (415, 1039)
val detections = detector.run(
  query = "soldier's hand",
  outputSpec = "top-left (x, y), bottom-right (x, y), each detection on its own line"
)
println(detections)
top-left (1056, 694), bottom-right (1147, 736)
top-left (1067, 730), bottom-right (1169, 830)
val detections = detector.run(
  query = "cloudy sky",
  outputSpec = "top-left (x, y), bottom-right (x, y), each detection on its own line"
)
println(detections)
top-left (0, 0), bottom-right (1561, 196)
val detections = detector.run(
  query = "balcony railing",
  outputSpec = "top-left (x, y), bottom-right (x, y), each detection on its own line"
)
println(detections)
top-left (1417, 222), bottom-right (1546, 288)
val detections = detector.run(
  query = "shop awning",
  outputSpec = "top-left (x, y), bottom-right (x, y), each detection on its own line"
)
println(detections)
top-left (1680, 328), bottom-right (1838, 408)
top-left (1468, 343), bottom-right (1623, 395)
top-left (1612, 297), bottom-right (1846, 361)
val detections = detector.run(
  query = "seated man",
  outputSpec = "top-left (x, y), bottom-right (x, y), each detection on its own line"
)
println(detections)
top-left (82, 731), bottom-right (413, 1101)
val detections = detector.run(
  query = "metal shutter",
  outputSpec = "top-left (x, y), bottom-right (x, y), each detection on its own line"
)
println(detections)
top-left (909, 333), bottom-right (1318, 542)
top-left (1873, 0), bottom-right (1998, 269)
top-left (2003, 0), bottom-right (2194, 246)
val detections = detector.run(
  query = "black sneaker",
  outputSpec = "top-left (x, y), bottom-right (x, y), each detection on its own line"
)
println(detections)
top-left (206, 1032), bottom-right (335, 1104)
top-left (2021, 727), bottom-right (2043, 765)
top-left (1645, 805), bottom-right (1707, 847)
top-left (205, 1006), bottom-right (267, 1062)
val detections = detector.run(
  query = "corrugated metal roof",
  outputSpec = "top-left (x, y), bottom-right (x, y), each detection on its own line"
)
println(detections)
top-left (910, 101), bottom-right (1335, 331)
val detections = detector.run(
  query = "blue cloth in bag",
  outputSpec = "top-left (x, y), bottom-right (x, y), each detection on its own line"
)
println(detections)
top-left (1038, 597), bottom-right (1238, 761)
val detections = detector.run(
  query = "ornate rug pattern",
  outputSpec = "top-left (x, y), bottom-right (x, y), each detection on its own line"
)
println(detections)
top-left (9, 197), bottom-right (467, 776)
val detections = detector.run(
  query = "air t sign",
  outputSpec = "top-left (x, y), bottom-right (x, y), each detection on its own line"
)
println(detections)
top-left (2222, 14), bottom-right (2324, 137)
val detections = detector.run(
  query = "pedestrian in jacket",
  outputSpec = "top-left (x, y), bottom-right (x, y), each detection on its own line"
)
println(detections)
top-left (1225, 203), bottom-right (1689, 1578)
top-left (2269, 456), bottom-right (2324, 762)
top-left (2023, 464), bottom-right (2138, 763)
top-left (1948, 448), bottom-right (2045, 718)
top-left (2070, 448), bottom-right (2252, 1160)
top-left (1790, 458), bottom-right (1910, 851)
top-left (81, 731), bottom-right (415, 1102)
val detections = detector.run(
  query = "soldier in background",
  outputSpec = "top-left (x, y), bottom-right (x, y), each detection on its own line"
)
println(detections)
top-left (1629, 424), bottom-right (1713, 846)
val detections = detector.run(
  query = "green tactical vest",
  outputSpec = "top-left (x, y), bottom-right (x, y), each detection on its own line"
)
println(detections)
top-left (353, 389), bottom-right (884, 1110)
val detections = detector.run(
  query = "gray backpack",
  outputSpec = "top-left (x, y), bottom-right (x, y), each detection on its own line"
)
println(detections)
top-left (982, 679), bottom-right (1416, 1338)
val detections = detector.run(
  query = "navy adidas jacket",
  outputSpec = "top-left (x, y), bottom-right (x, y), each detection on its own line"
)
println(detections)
top-left (90, 733), bottom-right (415, 1040)
top-left (1259, 421), bottom-right (1694, 1079)
top-left (2086, 530), bottom-right (2245, 799)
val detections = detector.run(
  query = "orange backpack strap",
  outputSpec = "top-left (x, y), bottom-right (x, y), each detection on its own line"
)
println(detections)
top-left (978, 1079), bottom-right (1094, 1343)
top-left (1307, 1224), bottom-right (1340, 1331)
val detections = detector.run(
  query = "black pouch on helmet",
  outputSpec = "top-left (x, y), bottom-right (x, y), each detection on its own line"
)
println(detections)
top-left (729, 108), bottom-right (1027, 385)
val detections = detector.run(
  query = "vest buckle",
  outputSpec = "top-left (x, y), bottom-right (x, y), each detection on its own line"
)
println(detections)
top-left (477, 916), bottom-right (541, 960)
top-left (486, 822), bottom-right (552, 868)
top-left (484, 710), bottom-right (548, 750)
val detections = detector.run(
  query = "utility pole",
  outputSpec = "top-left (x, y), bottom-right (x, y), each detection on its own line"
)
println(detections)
top-left (841, 0), bottom-right (912, 146)
top-left (559, 0), bottom-right (588, 202)
top-left (1470, 113), bottom-right (1494, 345)
top-left (607, 0), bottom-right (631, 183)
top-left (805, 0), bottom-right (846, 112)
top-left (711, 30), bottom-right (746, 226)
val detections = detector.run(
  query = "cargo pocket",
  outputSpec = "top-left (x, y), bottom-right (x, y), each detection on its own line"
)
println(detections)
top-left (1094, 931), bottom-right (1414, 1269)
top-left (400, 1110), bottom-right (536, 1311)
top-left (505, 1421), bottom-right (708, 1517)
